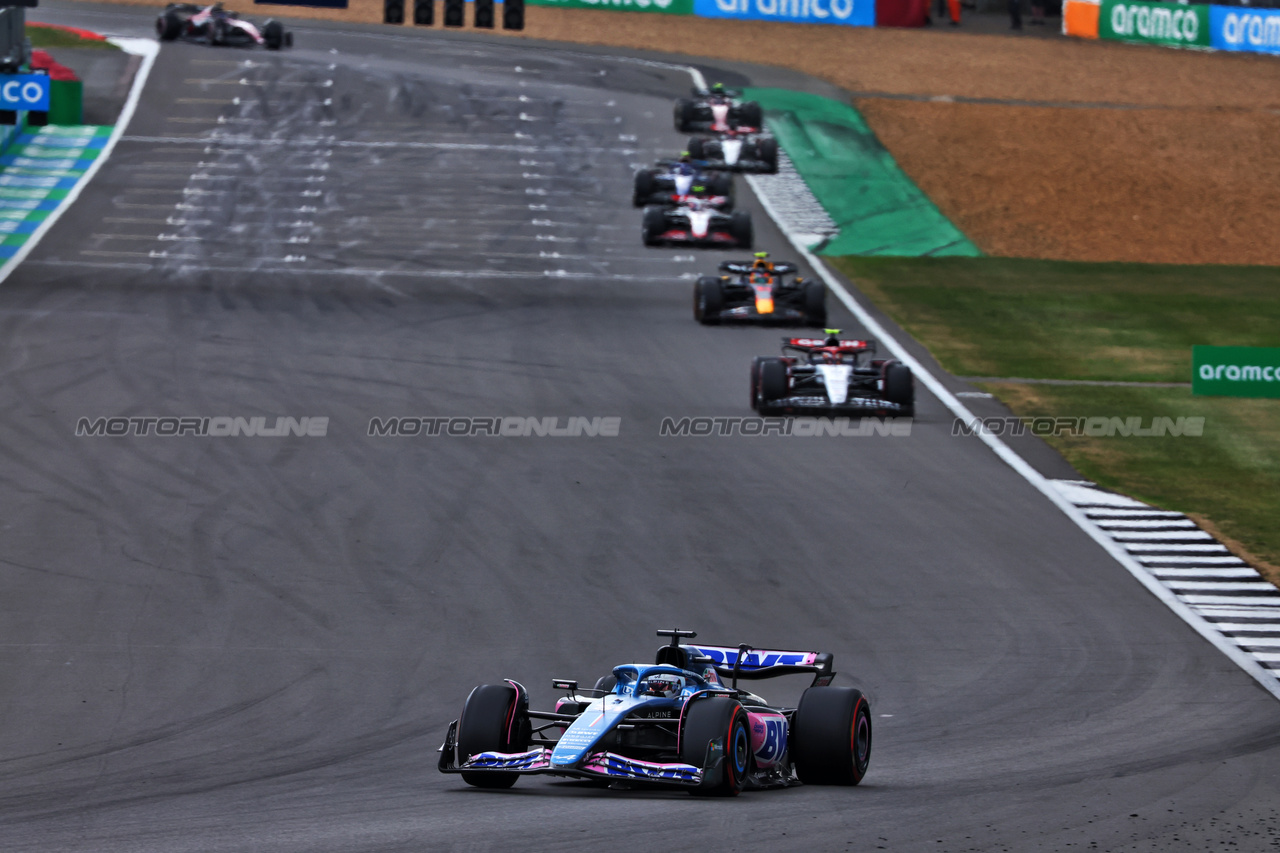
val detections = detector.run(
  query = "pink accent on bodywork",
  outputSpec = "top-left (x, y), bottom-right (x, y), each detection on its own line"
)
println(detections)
top-left (746, 710), bottom-right (788, 768)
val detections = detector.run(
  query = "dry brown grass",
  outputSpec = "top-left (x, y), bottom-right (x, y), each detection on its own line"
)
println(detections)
top-left (65, 1), bottom-right (1280, 262)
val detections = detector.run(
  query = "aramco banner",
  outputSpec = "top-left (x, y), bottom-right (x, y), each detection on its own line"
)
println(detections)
top-left (1099, 0), bottom-right (1211, 47)
top-left (693, 0), bottom-right (875, 27)
top-left (528, 0), bottom-right (694, 12)
top-left (1210, 6), bottom-right (1280, 54)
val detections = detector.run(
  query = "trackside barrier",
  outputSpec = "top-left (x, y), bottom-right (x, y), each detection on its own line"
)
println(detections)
top-left (527, 0), bottom-right (876, 23)
top-left (1067, 0), bottom-right (1280, 55)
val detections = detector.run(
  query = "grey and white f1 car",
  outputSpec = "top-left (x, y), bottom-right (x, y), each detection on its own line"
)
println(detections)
top-left (643, 197), bottom-right (752, 249)
top-left (438, 629), bottom-right (872, 795)
top-left (156, 3), bottom-right (292, 49)
top-left (752, 332), bottom-right (915, 416)
top-left (688, 132), bottom-right (778, 174)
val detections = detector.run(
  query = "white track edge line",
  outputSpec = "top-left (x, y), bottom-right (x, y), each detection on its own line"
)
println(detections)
top-left (731, 102), bottom-right (1280, 702)
top-left (0, 38), bottom-right (159, 288)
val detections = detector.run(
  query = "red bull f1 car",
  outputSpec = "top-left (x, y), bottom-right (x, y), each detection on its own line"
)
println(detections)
top-left (438, 629), bottom-right (872, 795)
top-left (633, 160), bottom-right (734, 208)
top-left (156, 3), bottom-right (293, 49)
top-left (695, 255), bottom-right (826, 326)
top-left (674, 86), bottom-right (764, 134)
top-left (688, 132), bottom-right (778, 174)
top-left (752, 333), bottom-right (915, 416)
top-left (642, 198), bottom-right (752, 249)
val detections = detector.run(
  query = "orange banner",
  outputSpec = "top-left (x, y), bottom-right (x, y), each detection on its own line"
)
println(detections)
top-left (1064, 0), bottom-right (1100, 37)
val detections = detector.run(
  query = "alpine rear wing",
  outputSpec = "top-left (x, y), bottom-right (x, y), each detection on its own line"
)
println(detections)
top-left (687, 644), bottom-right (836, 686)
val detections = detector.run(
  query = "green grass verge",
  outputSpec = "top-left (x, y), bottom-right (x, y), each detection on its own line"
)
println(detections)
top-left (833, 256), bottom-right (1280, 578)
top-left (27, 24), bottom-right (118, 50)
top-left (831, 257), bottom-right (1280, 383)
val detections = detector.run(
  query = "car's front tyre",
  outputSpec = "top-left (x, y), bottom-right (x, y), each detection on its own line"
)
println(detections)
top-left (456, 683), bottom-right (530, 789)
top-left (681, 697), bottom-right (750, 796)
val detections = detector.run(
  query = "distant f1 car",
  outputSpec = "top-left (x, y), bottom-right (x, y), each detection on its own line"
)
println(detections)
top-left (695, 256), bottom-right (825, 326)
top-left (752, 332), bottom-right (915, 416)
top-left (675, 86), bottom-right (764, 134)
top-left (438, 629), bottom-right (872, 795)
top-left (643, 197), bottom-right (752, 249)
top-left (633, 160), bottom-right (734, 208)
top-left (156, 3), bottom-right (292, 49)
top-left (688, 132), bottom-right (778, 174)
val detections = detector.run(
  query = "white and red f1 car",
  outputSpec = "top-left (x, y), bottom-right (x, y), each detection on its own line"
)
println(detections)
top-left (156, 3), bottom-right (293, 49)
top-left (642, 197), bottom-right (752, 249)
top-left (752, 332), bottom-right (915, 416)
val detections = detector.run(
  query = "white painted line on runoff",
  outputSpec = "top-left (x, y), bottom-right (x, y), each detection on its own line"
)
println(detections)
top-left (1152, 568), bottom-right (1263, 578)
top-left (719, 61), bottom-right (1280, 699)
top-left (0, 38), bottom-right (158, 288)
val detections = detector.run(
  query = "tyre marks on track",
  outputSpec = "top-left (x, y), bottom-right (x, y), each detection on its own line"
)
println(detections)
top-left (65, 49), bottom-right (702, 285)
top-left (1051, 480), bottom-right (1280, 682)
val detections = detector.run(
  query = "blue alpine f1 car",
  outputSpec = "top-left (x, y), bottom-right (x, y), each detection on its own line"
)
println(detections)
top-left (438, 629), bottom-right (872, 795)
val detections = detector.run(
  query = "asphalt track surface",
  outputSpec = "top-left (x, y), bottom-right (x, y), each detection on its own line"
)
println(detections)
top-left (3, 5), bottom-right (1279, 851)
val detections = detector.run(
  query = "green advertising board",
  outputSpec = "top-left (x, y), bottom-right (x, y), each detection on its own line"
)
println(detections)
top-left (1100, 0), bottom-right (1210, 47)
top-left (528, 0), bottom-right (692, 13)
top-left (1192, 345), bottom-right (1280, 398)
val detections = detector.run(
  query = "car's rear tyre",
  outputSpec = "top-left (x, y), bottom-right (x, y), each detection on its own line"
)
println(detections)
top-left (757, 358), bottom-right (788, 413)
top-left (687, 137), bottom-right (706, 161)
top-left (641, 206), bottom-right (666, 247)
top-left (695, 276), bottom-right (723, 325)
top-left (156, 11), bottom-right (182, 40)
top-left (750, 356), bottom-right (769, 410)
top-left (729, 211), bottom-right (752, 249)
top-left (674, 98), bottom-right (696, 132)
top-left (791, 686), bottom-right (871, 786)
top-left (884, 362), bottom-right (914, 410)
top-left (804, 280), bottom-right (827, 326)
top-left (457, 683), bottom-right (530, 789)
top-left (263, 20), bottom-right (285, 50)
top-left (633, 169), bottom-right (655, 207)
top-left (708, 171), bottom-right (733, 199)
top-left (740, 101), bottom-right (764, 128)
top-left (284, 30), bottom-right (294, 47)
top-left (758, 137), bottom-right (779, 174)
top-left (681, 697), bottom-right (749, 797)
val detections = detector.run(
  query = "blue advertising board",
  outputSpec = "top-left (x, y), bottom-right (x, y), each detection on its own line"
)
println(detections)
top-left (0, 75), bottom-right (50, 112)
top-left (1210, 5), bottom-right (1280, 54)
top-left (693, 0), bottom-right (873, 27)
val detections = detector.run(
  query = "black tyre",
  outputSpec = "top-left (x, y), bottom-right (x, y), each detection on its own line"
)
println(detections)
top-left (456, 683), bottom-right (530, 789)
top-left (758, 137), bottom-right (779, 174)
top-left (263, 20), bottom-right (285, 50)
top-left (729, 211), bottom-right (753, 249)
top-left (750, 356), bottom-right (769, 410)
top-left (674, 98), bottom-right (696, 132)
top-left (804, 280), bottom-right (827, 326)
top-left (791, 686), bottom-right (871, 786)
top-left (156, 11), bottom-right (182, 40)
top-left (694, 276), bottom-right (723, 325)
top-left (680, 697), bottom-right (749, 796)
top-left (758, 358), bottom-right (788, 412)
top-left (284, 31), bottom-right (293, 47)
top-left (739, 101), bottom-right (764, 128)
top-left (687, 137), bottom-right (706, 160)
top-left (633, 170), bottom-right (655, 207)
top-left (708, 171), bottom-right (733, 199)
top-left (884, 362), bottom-right (914, 409)
top-left (642, 206), bottom-right (666, 246)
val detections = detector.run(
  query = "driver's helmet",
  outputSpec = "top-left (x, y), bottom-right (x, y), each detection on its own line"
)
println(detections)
top-left (639, 673), bottom-right (684, 698)
top-left (823, 328), bottom-right (842, 347)
top-left (711, 82), bottom-right (726, 94)
top-left (751, 251), bottom-right (773, 272)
